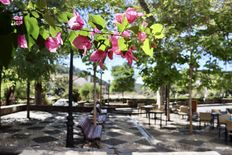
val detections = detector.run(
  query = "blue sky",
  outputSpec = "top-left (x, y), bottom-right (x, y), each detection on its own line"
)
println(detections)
top-left (72, 55), bottom-right (144, 84)
top-left (61, 53), bottom-right (232, 86)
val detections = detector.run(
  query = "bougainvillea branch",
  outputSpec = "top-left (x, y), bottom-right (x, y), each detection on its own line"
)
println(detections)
top-left (0, 0), bottom-right (164, 68)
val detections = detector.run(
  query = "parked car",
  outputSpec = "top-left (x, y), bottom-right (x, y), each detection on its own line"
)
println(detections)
top-left (52, 99), bottom-right (77, 106)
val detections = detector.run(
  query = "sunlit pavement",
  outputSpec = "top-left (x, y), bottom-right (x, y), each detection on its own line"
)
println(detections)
top-left (0, 107), bottom-right (232, 155)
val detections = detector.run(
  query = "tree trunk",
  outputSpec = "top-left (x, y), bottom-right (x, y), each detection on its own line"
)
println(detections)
top-left (138, 0), bottom-right (155, 22)
top-left (189, 61), bottom-right (193, 134)
top-left (35, 81), bottom-right (43, 105)
top-left (5, 86), bottom-right (15, 105)
top-left (157, 85), bottom-right (165, 108)
top-left (166, 84), bottom-right (170, 121)
top-left (27, 80), bottom-right (30, 119)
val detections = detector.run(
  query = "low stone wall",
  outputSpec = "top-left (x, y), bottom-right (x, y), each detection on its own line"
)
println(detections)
top-left (29, 105), bottom-right (93, 113)
top-left (0, 104), bottom-right (27, 116)
top-left (0, 103), bottom-right (116, 116)
top-left (104, 98), bottom-right (232, 108)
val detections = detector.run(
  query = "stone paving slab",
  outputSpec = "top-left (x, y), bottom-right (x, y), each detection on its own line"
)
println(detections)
top-left (19, 150), bottom-right (107, 155)
top-left (133, 151), bottom-right (220, 155)
top-left (0, 110), bottom-right (232, 154)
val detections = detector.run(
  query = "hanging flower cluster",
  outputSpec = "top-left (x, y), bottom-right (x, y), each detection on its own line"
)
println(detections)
top-left (45, 32), bottom-right (63, 53)
top-left (0, 0), bottom-right (10, 5)
top-left (0, 1), bottom-right (164, 69)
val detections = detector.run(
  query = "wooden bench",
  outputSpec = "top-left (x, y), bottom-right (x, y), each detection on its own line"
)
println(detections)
top-left (97, 113), bottom-right (108, 124)
top-left (96, 105), bottom-right (108, 124)
top-left (78, 116), bottom-right (102, 147)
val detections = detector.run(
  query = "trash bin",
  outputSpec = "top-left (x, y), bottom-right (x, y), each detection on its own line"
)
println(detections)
top-left (192, 100), bottom-right (197, 113)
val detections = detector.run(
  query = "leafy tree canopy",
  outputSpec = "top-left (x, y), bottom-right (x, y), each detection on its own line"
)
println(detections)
top-left (111, 64), bottom-right (135, 93)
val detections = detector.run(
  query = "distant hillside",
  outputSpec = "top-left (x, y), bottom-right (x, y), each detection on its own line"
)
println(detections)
top-left (56, 64), bottom-right (91, 77)
top-left (134, 83), bottom-right (143, 93)
top-left (55, 64), bottom-right (109, 85)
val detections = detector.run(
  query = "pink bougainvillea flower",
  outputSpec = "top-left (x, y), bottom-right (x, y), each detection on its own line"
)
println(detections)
top-left (142, 21), bottom-right (148, 27)
top-left (130, 45), bottom-right (136, 50)
top-left (115, 13), bottom-right (124, 24)
top-left (68, 11), bottom-right (84, 30)
top-left (45, 32), bottom-right (63, 52)
top-left (125, 7), bottom-right (143, 23)
top-left (138, 32), bottom-right (147, 42)
top-left (13, 16), bottom-right (23, 26)
top-left (107, 50), bottom-right (113, 60)
top-left (72, 35), bottom-right (92, 55)
top-left (122, 30), bottom-right (131, 39)
top-left (91, 28), bottom-right (101, 37)
top-left (121, 47), bottom-right (138, 65)
top-left (90, 49), bottom-right (107, 69)
top-left (90, 50), bottom-right (114, 69)
top-left (108, 35), bottom-right (121, 55)
top-left (18, 35), bottom-right (28, 48)
top-left (0, 0), bottom-right (10, 5)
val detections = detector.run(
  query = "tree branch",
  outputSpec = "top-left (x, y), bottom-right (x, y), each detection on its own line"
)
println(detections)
top-left (138, 0), bottom-right (155, 23)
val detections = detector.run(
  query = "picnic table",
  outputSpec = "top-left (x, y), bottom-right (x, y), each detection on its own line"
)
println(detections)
top-left (143, 105), bottom-right (154, 125)
top-left (150, 109), bottom-right (165, 128)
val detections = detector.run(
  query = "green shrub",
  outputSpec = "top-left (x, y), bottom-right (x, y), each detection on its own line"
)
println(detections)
top-left (15, 82), bottom-right (26, 99)
top-left (79, 83), bottom-right (99, 101)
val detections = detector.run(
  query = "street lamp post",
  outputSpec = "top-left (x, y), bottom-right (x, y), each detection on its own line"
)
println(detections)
top-left (108, 80), bottom-right (110, 106)
top-left (66, 48), bottom-right (74, 147)
top-left (99, 70), bottom-right (103, 103)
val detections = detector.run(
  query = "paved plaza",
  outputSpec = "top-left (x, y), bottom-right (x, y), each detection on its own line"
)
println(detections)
top-left (0, 104), bottom-right (232, 155)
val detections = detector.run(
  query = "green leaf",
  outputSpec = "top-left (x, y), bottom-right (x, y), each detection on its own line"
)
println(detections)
top-left (49, 26), bottom-right (61, 37)
top-left (36, 0), bottom-right (47, 9)
top-left (104, 38), bottom-right (110, 46)
top-left (150, 23), bottom-right (165, 39)
top-left (94, 33), bottom-right (107, 41)
top-left (144, 28), bottom-right (151, 35)
top-left (40, 27), bottom-right (49, 39)
top-left (58, 12), bottom-right (69, 23)
top-left (78, 29), bottom-right (90, 37)
top-left (98, 44), bottom-right (106, 51)
top-left (24, 15), bottom-right (39, 48)
top-left (69, 31), bottom-right (79, 46)
top-left (116, 17), bottom-right (128, 32)
top-left (44, 12), bottom-right (55, 27)
top-left (89, 14), bottom-right (106, 30)
top-left (31, 11), bottom-right (40, 18)
top-left (27, 1), bottom-right (35, 9)
top-left (66, 12), bottom-right (74, 19)
top-left (118, 38), bottom-right (128, 51)
top-left (142, 39), bottom-right (153, 57)
top-left (129, 26), bottom-right (139, 34)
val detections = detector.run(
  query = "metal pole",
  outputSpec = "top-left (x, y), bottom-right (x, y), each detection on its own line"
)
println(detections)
top-left (108, 80), bottom-right (110, 106)
top-left (93, 65), bottom-right (97, 126)
top-left (66, 48), bottom-right (74, 147)
top-left (100, 71), bottom-right (103, 103)
top-left (26, 80), bottom-right (30, 119)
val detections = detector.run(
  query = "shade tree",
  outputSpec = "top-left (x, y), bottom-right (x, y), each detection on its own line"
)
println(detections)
top-left (134, 0), bottom-right (231, 132)
top-left (110, 64), bottom-right (135, 98)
